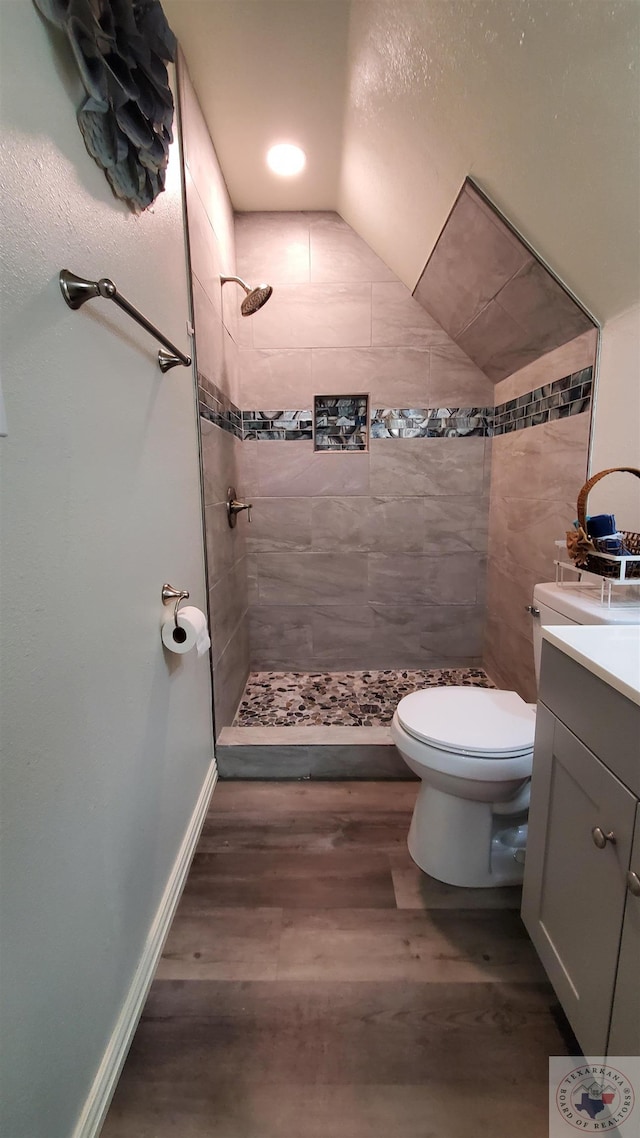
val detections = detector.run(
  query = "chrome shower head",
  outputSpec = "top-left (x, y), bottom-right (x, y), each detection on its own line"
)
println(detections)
top-left (221, 275), bottom-right (273, 316)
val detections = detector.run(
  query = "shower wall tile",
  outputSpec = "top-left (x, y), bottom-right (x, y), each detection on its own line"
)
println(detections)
top-left (412, 180), bottom-right (596, 386)
top-left (423, 496), bottom-right (489, 554)
top-left (418, 604), bottom-right (486, 658)
top-left (246, 498), bottom-right (313, 553)
top-left (235, 210), bottom-right (311, 286)
top-left (185, 167), bottom-right (224, 314)
top-left (209, 555), bottom-right (249, 666)
top-left (248, 606), bottom-right (313, 667)
top-left (309, 495), bottom-right (428, 555)
top-left (309, 605), bottom-right (374, 660)
top-left (237, 438), bottom-right (258, 498)
top-left (457, 297), bottom-right (542, 383)
top-left (428, 343), bottom-right (494, 405)
top-left (310, 215), bottom-right (397, 283)
top-left (488, 412), bottom-right (590, 501)
top-left (250, 283), bottom-right (372, 349)
top-left (205, 501), bottom-right (245, 585)
top-left (201, 418), bottom-right (239, 506)
top-left (484, 614), bottom-right (536, 703)
top-left (484, 396), bottom-right (591, 702)
top-left (371, 282), bottom-right (451, 348)
top-left (496, 259), bottom-right (593, 353)
top-left (363, 498), bottom-right (426, 553)
top-left (369, 437), bottom-right (486, 497)
top-left (256, 441), bottom-right (370, 497)
top-left (193, 277), bottom-right (225, 394)
top-left (494, 328), bottom-right (597, 405)
top-left (368, 553), bottom-right (482, 605)
top-left (310, 497), bottom-right (369, 551)
top-left (213, 612), bottom-right (250, 732)
top-left (239, 348), bottom-right (313, 407)
top-left (413, 185), bottom-right (531, 339)
top-left (181, 60), bottom-right (249, 734)
top-left (180, 66), bottom-right (235, 276)
top-left (311, 347), bottom-right (430, 406)
top-left (257, 552), bottom-right (369, 606)
top-left (246, 553), bottom-right (258, 606)
top-left (232, 210), bottom-right (496, 672)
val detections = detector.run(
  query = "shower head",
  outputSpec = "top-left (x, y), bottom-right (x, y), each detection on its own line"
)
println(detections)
top-left (220, 275), bottom-right (273, 316)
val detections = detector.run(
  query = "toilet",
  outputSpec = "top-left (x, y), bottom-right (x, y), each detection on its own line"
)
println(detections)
top-left (392, 580), bottom-right (640, 888)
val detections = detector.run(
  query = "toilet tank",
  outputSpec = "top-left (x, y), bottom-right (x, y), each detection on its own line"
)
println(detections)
top-left (532, 581), bottom-right (640, 686)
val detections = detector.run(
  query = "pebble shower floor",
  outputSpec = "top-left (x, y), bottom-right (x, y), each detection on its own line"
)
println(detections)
top-left (234, 668), bottom-right (494, 728)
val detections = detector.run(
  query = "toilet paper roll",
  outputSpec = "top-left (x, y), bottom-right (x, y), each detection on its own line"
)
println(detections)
top-left (161, 606), bottom-right (211, 657)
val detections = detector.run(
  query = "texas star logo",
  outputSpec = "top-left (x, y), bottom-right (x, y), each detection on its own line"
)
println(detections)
top-left (555, 1065), bottom-right (635, 1131)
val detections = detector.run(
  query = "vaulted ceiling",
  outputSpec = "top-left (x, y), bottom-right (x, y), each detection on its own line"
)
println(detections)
top-left (163, 0), bottom-right (640, 325)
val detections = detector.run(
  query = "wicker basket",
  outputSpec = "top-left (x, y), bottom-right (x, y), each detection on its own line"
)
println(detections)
top-left (566, 466), bottom-right (640, 579)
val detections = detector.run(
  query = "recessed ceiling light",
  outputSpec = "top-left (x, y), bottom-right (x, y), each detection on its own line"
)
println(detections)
top-left (266, 143), bottom-right (306, 177)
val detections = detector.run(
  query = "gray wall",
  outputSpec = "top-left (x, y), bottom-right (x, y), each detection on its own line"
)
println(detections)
top-left (0, 9), bottom-right (213, 1137)
top-left (235, 212), bottom-right (493, 671)
top-left (179, 59), bottom-right (251, 732)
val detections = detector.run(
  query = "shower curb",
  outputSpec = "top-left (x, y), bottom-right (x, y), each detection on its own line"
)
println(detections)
top-left (215, 726), bottom-right (416, 780)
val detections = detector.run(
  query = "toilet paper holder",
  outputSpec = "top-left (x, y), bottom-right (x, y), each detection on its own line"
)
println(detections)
top-left (162, 583), bottom-right (190, 628)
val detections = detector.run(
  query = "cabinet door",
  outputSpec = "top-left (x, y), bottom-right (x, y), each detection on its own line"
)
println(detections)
top-left (608, 805), bottom-right (640, 1056)
top-left (522, 706), bottom-right (636, 1055)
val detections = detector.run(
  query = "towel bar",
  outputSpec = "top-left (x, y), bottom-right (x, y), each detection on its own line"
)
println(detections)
top-left (59, 269), bottom-right (192, 372)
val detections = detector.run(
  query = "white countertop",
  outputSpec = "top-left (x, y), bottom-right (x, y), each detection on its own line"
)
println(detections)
top-left (542, 624), bottom-right (640, 707)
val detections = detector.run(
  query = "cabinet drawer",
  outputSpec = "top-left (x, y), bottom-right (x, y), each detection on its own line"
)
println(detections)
top-left (539, 642), bottom-right (640, 796)
top-left (522, 706), bottom-right (636, 1055)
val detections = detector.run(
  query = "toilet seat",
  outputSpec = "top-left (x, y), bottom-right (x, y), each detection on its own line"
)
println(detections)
top-left (396, 687), bottom-right (536, 758)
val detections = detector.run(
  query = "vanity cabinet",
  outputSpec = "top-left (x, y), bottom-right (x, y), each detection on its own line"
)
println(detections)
top-left (522, 641), bottom-right (640, 1057)
top-left (608, 808), bottom-right (640, 1055)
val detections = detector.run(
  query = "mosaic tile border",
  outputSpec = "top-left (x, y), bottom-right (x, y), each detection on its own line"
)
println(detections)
top-left (198, 373), bottom-right (242, 439)
top-left (197, 366), bottom-right (593, 442)
top-left (242, 409), bottom-right (313, 442)
top-left (371, 407), bottom-right (491, 438)
top-left (492, 367), bottom-right (592, 436)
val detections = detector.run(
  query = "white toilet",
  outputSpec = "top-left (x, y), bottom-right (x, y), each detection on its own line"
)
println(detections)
top-left (392, 580), bottom-right (640, 889)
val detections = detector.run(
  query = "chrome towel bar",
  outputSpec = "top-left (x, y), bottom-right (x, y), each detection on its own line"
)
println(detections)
top-left (59, 269), bottom-right (192, 372)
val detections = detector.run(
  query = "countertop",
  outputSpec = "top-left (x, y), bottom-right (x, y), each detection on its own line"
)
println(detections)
top-left (542, 624), bottom-right (640, 707)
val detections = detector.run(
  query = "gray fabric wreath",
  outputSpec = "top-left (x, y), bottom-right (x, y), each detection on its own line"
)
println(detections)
top-left (34, 0), bottom-right (177, 211)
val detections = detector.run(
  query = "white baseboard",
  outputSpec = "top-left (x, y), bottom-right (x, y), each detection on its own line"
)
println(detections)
top-left (72, 757), bottom-right (218, 1138)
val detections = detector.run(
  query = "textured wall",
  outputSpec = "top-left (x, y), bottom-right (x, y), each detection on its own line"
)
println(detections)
top-left (484, 333), bottom-right (597, 700)
top-left (339, 0), bottom-right (640, 323)
top-left (235, 211), bottom-right (492, 671)
top-left (589, 305), bottom-right (640, 531)
top-left (179, 58), bottom-right (250, 733)
top-left (0, 8), bottom-right (212, 1137)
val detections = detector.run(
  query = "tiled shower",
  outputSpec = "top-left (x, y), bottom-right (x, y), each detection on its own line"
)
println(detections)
top-left (179, 60), bottom-right (597, 758)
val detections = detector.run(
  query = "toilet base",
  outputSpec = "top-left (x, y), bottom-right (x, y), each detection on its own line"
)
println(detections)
top-left (408, 782), bottom-right (525, 888)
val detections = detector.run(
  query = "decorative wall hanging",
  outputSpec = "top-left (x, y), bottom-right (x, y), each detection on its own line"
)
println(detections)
top-left (33, 0), bottom-right (177, 211)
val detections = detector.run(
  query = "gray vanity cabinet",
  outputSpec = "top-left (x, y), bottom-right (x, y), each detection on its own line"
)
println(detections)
top-left (522, 642), bottom-right (640, 1057)
top-left (608, 808), bottom-right (640, 1056)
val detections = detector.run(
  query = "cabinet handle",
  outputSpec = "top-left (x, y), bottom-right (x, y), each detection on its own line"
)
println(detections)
top-left (592, 826), bottom-right (616, 849)
top-left (628, 871), bottom-right (640, 897)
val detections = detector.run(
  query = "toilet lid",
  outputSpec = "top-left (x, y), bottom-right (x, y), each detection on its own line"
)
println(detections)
top-left (396, 687), bottom-right (536, 757)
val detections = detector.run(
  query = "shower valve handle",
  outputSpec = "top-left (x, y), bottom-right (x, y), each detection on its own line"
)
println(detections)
top-left (226, 487), bottom-right (252, 527)
top-left (231, 500), bottom-right (252, 522)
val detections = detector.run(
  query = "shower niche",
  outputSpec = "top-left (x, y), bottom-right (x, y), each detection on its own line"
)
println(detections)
top-left (313, 394), bottom-right (369, 451)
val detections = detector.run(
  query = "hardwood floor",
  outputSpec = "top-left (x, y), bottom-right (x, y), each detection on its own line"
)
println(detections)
top-left (101, 781), bottom-right (571, 1138)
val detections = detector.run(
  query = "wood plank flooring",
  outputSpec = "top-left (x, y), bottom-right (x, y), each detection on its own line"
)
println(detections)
top-left (101, 781), bottom-right (572, 1138)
